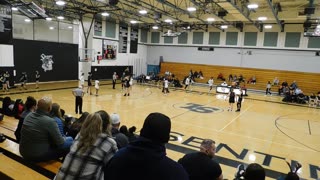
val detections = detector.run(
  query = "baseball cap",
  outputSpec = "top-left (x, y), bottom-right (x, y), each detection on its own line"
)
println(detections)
top-left (111, 113), bottom-right (120, 124)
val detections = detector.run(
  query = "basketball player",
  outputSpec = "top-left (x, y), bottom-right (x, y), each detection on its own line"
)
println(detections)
top-left (4, 71), bottom-right (10, 88)
top-left (129, 75), bottom-right (133, 91)
top-left (1, 73), bottom-right (8, 92)
top-left (185, 76), bottom-right (190, 91)
top-left (123, 76), bottom-right (130, 96)
top-left (19, 72), bottom-right (28, 90)
top-left (112, 72), bottom-right (117, 89)
top-left (164, 78), bottom-right (169, 95)
top-left (80, 73), bottom-right (85, 89)
top-left (95, 79), bottom-right (100, 96)
top-left (235, 89), bottom-right (244, 112)
top-left (227, 89), bottom-right (235, 111)
top-left (208, 77), bottom-right (214, 93)
top-left (87, 72), bottom-right (92, 95)
top-left (35, 71), bottom-right (40, 89)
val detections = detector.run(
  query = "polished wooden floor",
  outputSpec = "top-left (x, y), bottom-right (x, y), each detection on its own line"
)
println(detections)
top-left (1, 81), bottom-right (319, 179)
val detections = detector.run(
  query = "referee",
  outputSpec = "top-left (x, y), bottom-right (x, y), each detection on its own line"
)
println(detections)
top-left (72, 86), bottom-right (84, 114)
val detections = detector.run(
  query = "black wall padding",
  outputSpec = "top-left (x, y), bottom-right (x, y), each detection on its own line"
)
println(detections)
top-left (13, 39), bottom-right (78, 83)
top-left (91, 66), bottom-right (133, 80)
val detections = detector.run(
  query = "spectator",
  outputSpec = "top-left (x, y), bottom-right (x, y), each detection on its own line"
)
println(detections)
top-left (234, 163), bottom-right (265, 180)
top-left (217, 73), bottom-right (225, 81)
top-left (19, 97), bottom-right (73, 162)
top-left (221, 81), bottom-right (228, 86)
top-left (128, 126), bottom-right (138, 142)
top-left (228, 74), bottom-right (233, 82)
top-left (178, 139), bottom-right (223, 180)
top-left (15, 96), bottom-right (37, 143)
top-left (104, 112), bottom-right (189, 180)
top-left (273, 77), bottom-right (279, 86)
top-left (290, 81), bottom-right (298, 90)
top-left (66, 112), bottom-right (89, 139)
top-left (55, 113), bottom-right (118, 180)
top-left (50, 103), bottom-right (66, 136)
top-left (110, 113), bottom-right (129, 149)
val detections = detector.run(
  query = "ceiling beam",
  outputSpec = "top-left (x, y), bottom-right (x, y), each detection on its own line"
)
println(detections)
top-left (266, 0), bottom-right (284, 32)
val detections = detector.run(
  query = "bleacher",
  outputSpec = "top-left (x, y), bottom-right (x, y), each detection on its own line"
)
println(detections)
top-left (0, 115), bottom-right (62, 179)
top-left (160, 62), bottom-right (320, 95)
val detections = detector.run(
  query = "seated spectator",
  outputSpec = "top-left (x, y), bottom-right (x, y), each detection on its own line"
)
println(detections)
top-left (104, 112), bottom-right (188, 180)
top-left (273, 77), bottom-right (279, 86)
top-left (238, 74), bottom-right (244, 82)
top-left (234, 163), bottom-right (265, 180)
top-left (2, 96), bottom-right (14, 116)
top-left (110, 113), bottom-right (129, 149)
top-left (178, 139), bottom-right (223, 180)
top-left (290, 81), bottom-right (298, 90)
top-left (194, 71), bottom-right (199, 78)
top-left (55, 113), bottom-right (118, 180)
top-left (228, 74), bottom-right (233, 82)
top-left (19, 96), bottom-right (73, 162)
top-left (221, 81), bottom-right (228, 86)
top-left (13, 99), bottom-right (24, 119)
top-left (277, 162), bottom-right (301, 180)
top-left (279, 81), bottom-right (288, 95)
top-left (15, 96), bottom-right (37, 143)
top-left (119, 125), bottom-right (129, 137)
top-left (128, 126), bottom-right (138, 142)
top-left (51, 103), bottom-right (66, 136)
top-left (66, 112), bottom-right (89, 139)
top-left (217, 73), bottom-right (225, 81)
top-left (297, 92), bottom-right (307, 104)
top-left (199, 70), bottom-right (203, 78)
top-left (233, 75), bottom-right (237, 81)
top-left (247, 76), bottom-right (256, 84)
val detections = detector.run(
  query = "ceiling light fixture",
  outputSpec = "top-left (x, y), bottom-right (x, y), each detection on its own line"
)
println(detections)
top-left (258, 16), bottom-right (267, 21)
top-left (68, 26), bottom-right (73, 29)
top-left (24, 19), bottom-right (31, 22)
top-left (49, 27), bottom-right (54, 30)
top-left (101, 12), bottom-right (109, 16)
top-left (164, 19), bottom-right (172, 23)
top-left (57, 16), bottom-right (64, 20)
top-left (139, 10), bottom-right (147, 14)
top-left (46, 17), bottom-right (52, 21)
top-left (56, 0), bottom-right (66, 6)
top-left (317, 25), bottom-right (320, 29)
top-left (264, 25), bottom-right (272, 29)
top-left (221, 25), bottom-right (228, 29)
top-left (152, 25), bottom-right (159, 30)
top-left (130, 20), bottom-right (137, 24)
top-left (187, 7), bottom-right (196, 12)
top-left (11, 7), bottom-right (18, 11)
top-left (247, 4), bottom-right (258, 9)
top-left (207, 17), bottom-right (215, 22)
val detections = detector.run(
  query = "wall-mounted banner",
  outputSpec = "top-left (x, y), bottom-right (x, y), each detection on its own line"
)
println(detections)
top-left (119, 25), bottom-right (128, 53)
top-left (102, 40), bottom-right (117, 60)
top-left (0, 4), bottom-right (12, 44)
top-left (198, 47), bottom-right (214, 51)
top-left (130, 28), bottom-right (138, 53)
top-left (94, 20), bottom-right (102, 36)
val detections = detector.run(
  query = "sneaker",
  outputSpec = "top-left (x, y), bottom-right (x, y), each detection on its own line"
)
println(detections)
top-left (235, 109), bottom-right (240, 112)
top-left (124, 94), bottom-right (127, 96)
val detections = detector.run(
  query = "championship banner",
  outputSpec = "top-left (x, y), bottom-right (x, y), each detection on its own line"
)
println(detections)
top-left (119, 25), bottom-right (128, 53)
top-left (0, 3), bottom-right (12, 44)
top-left (130, 28), bottom-right (138, 53)
top-left (102, 40), bottom-right (117, 60)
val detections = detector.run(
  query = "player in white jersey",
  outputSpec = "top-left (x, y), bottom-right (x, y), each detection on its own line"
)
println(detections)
top-left (184, 76), bottom-right (190, 91)
top-left (80, 73), bottom-right (85, 89)
top-left (164, 78), bottom-right (169, 95)
top-left (95, 79), bottom-right (100, 96)
top-left (208, 77), bottom-right (214, 93)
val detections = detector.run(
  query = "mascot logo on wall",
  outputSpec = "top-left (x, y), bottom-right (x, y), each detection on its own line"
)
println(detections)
top-left (40, 54), bottom-right (54, 72)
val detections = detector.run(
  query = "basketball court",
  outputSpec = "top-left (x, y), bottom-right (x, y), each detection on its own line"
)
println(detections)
top-left (1, 81), bottom-right (319, 179)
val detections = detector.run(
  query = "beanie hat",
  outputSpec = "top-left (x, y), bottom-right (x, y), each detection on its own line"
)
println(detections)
top-left (140, 112), bottom-right (171, 144)
top-left (110, 113), bottom-right (120, 125)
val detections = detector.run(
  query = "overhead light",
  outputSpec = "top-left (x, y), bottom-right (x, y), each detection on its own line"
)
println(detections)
top-left (317, 25), bottom-right (320, 29)
top-left (68, 26), bottom-right (73, 29)
top-left (221, 25), bottom-right (228, 29)
top-left (49, 27), bottom-right (54, 30)
top-left (258, 16), bottom-right (267, 21)
top-left (187, 7), bottom-right (196, 12)
top-left (187, 26), bottom-right (190, 29)
top-left (207, 17), bottom-right (215, 22)
top-left (152, 25), bottom-right (159, 30)
top-left (130, 20), bottom-right (137, 24)
top-left (24, 19), bottom-right (31, 22)
top-left (11, 7), bottom-right (18, 11)
top-left (247, 4), bottom-right (258, 9)
top-left (57, 16), bottom-right (64, 20)
top-left (101, 12), bottom-right (109, 16)
top-left (264, 25), bottom-right (272, 29)
top-left (139, 10), bottom-right (147, 14)
top-left (164, 19), bottom-right (172, 23)
top-left (56, 0), bottom-right (66, 6)
top-left (46, 17), bottom-right (52, 21)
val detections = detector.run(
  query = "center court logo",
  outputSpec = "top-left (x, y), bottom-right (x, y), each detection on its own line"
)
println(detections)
top-left (180, 103), bottom-right (223, 113)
